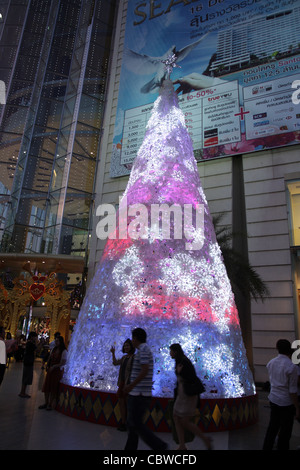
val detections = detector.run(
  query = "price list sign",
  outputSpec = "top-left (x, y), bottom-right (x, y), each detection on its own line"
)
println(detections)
top-left (178, 91), bottom-right (202, 151)
top-left (121, 96), bottom-right (203, 166)
top-left (202, 80), bottom-right (241, 148)
top-left (121, 80), bottom-right (241, 165)
top-left (121, 104), bottom-right (153, 165)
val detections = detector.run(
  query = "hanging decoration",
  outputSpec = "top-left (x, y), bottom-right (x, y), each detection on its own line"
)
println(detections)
top-left (29, 275), bottom-right (46, 301)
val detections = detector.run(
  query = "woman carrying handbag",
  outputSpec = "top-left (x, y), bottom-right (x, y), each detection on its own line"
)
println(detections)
top-left (170, 343), bottom-right (213, 450)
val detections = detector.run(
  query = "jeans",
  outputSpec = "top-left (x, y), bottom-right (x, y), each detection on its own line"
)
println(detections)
top-left (263, 401), bottom-right (295, 450)
top-left (0, 364), bottom-right (5, 386)
top-left (124, 394), bottom-right (167, 450)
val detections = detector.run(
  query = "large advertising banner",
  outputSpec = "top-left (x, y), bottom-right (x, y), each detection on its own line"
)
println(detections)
top-left (110, 0), bottom-right (300, 178)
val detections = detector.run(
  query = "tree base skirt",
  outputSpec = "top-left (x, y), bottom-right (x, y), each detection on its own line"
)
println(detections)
top-left (57, 383), bottom-right (258, 432)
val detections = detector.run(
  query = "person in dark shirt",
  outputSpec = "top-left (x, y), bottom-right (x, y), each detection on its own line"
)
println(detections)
top-left (124, 328), bottom-right (168, 451)
top-left (18, 331), bottom-right (38, 398)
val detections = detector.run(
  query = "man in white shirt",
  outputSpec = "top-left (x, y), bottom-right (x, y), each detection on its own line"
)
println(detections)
top-left (263, 339), bottom-right (299, 450)
top-left (0, 326), bottom-right (6, 387)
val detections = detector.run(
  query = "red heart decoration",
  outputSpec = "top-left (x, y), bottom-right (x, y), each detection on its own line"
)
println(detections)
top-left (29, 283), bottom-right (45, 301)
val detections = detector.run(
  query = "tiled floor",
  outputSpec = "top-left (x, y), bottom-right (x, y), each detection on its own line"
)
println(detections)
top-left (1, 359), bottom-right (300, 451)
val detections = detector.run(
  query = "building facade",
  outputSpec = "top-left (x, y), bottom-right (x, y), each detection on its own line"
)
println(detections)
top-left (210, 7), bottom-right (300, 73)
top-left (88, 0), bottom-right (300, 384)
top-left (0, 0), bottom-right (299, 384)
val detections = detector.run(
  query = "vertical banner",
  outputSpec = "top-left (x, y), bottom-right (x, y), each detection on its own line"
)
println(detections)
top-left (110, 0), bottom-right (300, 178)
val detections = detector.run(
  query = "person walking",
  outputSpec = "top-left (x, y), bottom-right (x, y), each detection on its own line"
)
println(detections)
top-left (18, 331), bottom-right (38, 398)
top-left (170, 343), bottom-right (212, 450)
top-left (39, 335), bottom-right (67, 410)
top-left (5, 332), bottom-right (18, 367)
top-left (123, 328), bottom-right (168, 451)
top-left (263, 339), bottom-right (299, 450)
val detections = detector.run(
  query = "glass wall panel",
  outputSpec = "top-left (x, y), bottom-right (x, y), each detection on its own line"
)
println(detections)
top-left (16, 190), bottom-right (47, 222)
top-left (42, 72), bottom-right (67, 97)
top-left (87, 43), bottom-right (110, 73)
top-left (59, 224), bottom-right (88, 255)
top-left (15, 223), bottom-right (43, 253)
top-left (35, 99), bottom-right (63, 131)
top-left (47, 50), bottom-right (72, 78)
top-left (77, 94), bottom-right (102, 129)
top-left (0, 24), bottom-right (23, 47)
top-left (0, 45), bottom-right (17, 68)
top-left (67, 153), bottom-right (96, 194)
top-left (14, 54), bottom-right (40, 81)
top-left (21, 155), bottom-right (53, 192)
top-left (1, 105), bottom-right (28, 133)
top-left (94, 1), bottom-right (116, 26)
top-left (56, 1), bottom-right (81, 30)
top-left (73, 128), bottom-right (99, 157)
top-left (81, 73), bottom-right (105, 98)
top-left (19, 31), bottom-right (44, 58)
top-left (62, 191), bottom-right (92, 228)
top-left (7, 80), bottom-right (33, 107)
top-left (43, 190), bottom-right (60, 226)
top-left (0, 0), bottom-right (117, 254)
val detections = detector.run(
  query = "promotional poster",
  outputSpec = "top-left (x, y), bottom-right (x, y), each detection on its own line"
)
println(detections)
top-left (111, 0), bottom-right (300, 177)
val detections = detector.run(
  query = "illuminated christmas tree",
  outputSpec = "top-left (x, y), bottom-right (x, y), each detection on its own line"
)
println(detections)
top-left (63, 61), bottom-right (255, 400)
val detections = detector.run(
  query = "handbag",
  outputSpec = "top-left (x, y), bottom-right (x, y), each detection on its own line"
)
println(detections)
top-left (184, 375), bottom-right (205, 396)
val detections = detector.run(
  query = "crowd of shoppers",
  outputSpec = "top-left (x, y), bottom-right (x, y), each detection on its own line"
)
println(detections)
top-left (1, 323), bottom-right (300, 451)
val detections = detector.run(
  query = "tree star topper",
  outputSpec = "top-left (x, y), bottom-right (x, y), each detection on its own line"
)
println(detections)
top-left (161, 53), bottom-right (181, 78)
